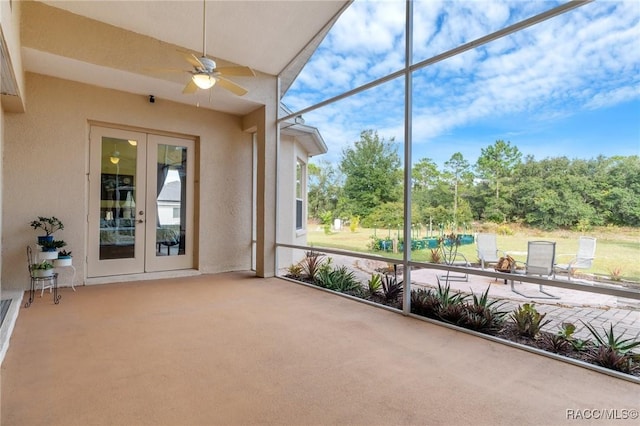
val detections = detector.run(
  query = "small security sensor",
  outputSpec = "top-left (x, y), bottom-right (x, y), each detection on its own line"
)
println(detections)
top-left (149, 95), bottom-right (155, 103)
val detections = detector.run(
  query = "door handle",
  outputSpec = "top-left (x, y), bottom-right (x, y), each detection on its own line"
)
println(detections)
top-left (137, 219), bottom-right (144, 224)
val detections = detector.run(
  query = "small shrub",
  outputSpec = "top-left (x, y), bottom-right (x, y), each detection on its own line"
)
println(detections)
top-left (575, 218), bottom-right (592, 233)
top-left (581, 322), bottom-right (640, 354)
top-left (540, 333), bottom-right (572, 354)
top-left (349, 216), bottom-right (360, 232)
top-left (587, 346), bottom-right (639, 374)
top-left (367, 274), bottom-right (382, 297)
top-left (609, 266), bottom-right (623, 282)
top-left (382, 273), bottom-right (403, 302)
top-left (431, 282), bottom-right (468, 324)
top-left (462, 287), bottom-right (508, 334)
top-left (429, 248), bottom-right (441, 263)
top-left (556, 322), bottom-right (589, 351)
top-left (300, 250), bottom-right (326, 280)
top-left (319, 211), bottom-right (333, 225)
top-left (411, 288), bottom-right (441, 318)
top-left (323, 224), bottom-right (332, 235)
top-left (510, 303), bottom-right (551, 338)
top-left (331, 266), bottom-right (361, 294)
top-left (286, 263), bottom-right (303, 278)
top-left (434, 282), bottom-right (468, 308)
top-left (581, 321), bottom-right (640, 373)
top-left (316, 265), bottom-right (361, 295)
top-left (496, 224), bottom-right (514, 235)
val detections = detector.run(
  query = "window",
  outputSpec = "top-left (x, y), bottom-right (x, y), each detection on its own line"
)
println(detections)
top-left (296, 160), bottom-right (305, 230)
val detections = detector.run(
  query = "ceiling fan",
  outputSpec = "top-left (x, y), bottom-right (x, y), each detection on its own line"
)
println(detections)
top-left (182, 0), bottom-right (255, 96)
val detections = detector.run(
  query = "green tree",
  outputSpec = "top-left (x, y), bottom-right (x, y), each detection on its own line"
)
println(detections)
top-left (475, 140), bottom-right (522, 200)
top-left (412, 158), bottom-right (440, 191)
top-left (307, 160), bottom-right (342, 220)
top-left (475, 140), bottom-right (522, 222)
top-left (339, 130), bottom-right (402, 220)
top-left (443, 152), bottom-right (473, 225)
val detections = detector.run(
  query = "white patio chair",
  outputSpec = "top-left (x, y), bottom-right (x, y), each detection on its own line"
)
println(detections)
top-left (476, 233), bottom-right (503, 269)
top-left (437, 238), bottom-right (470, 284)
top-left (554, 236), bottom-right (596, 281)
top-left (511, 241), bottom-right (559, 299)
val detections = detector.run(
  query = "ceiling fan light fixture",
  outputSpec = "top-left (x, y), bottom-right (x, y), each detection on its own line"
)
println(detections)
top-left (109, 146), bottom-right (120, 164)
top-left (192, 73), bottom-right (215, 89)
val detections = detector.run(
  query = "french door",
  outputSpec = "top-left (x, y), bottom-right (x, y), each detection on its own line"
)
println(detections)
top-left (88, 126), bottom-right (195, 277)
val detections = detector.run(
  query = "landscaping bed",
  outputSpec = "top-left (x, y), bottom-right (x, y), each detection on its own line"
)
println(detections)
top-left (285, 250), bottom-right (640, 380)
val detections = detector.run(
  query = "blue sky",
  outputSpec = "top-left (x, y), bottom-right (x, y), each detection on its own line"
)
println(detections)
top-left (282, 0), bottom-right (640, 168)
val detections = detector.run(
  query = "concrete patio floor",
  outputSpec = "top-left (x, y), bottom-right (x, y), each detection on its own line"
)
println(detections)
top-left (1, 272), bottom-right (638, 425)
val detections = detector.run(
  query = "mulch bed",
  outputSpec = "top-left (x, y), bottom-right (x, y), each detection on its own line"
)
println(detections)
top-left (283, 273), bottom-right (639, 378)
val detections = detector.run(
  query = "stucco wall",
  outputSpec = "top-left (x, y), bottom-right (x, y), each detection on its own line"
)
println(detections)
top-left (0, 98), bottom-right (4, 289)
top-left (277, 135), bottom-right (309, 269)
top-left (2, 73), bottom-right (254, 290)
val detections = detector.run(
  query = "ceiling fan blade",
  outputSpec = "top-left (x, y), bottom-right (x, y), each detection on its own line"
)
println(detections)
top-left (144, 67), bottom-right (186, 74)
top-left (186, 54), bottom-right (205, 69)
top-left (217, 66), bottom-right (256, 77)
top-left (216, 76), bottom-right (249, 96)
top-left (182, 79), bottom-right (199, 94)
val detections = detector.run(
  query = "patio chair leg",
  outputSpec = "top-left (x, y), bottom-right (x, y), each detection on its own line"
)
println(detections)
top-left (510, 279), bottom-right (559, 299)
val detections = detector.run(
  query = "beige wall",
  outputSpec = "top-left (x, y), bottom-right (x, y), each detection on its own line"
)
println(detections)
top-left (277, 135), bottom-right (311, 269)
top-left (2, 73), bottom-right (257, 290)
top-left (0, 96), bottom-right (4, 290)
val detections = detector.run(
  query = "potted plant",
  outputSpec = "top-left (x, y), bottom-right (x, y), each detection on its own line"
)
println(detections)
top-left (30, 216), bottom-right (64, 245)
top-left (31, 260), bottom-right (54, 278)
top-left (54, 250), bottom-right (73, 267)
top-left (39, 239), bottom-right (67, 258)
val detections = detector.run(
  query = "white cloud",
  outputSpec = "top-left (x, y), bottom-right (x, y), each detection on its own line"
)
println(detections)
top-left (284, 0), bottom-right (640, 165)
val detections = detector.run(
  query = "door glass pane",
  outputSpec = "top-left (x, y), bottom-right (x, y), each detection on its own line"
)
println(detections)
top-left (99, 137), bottom-right (138, 259)
top-left (156, 144), bottom-right (187, 256)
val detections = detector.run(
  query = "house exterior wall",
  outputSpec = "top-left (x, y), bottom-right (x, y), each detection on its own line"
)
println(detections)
top-left (2, 72), bottom-right (258, 290)
top-left (277, 134), bottom-right (310, 269)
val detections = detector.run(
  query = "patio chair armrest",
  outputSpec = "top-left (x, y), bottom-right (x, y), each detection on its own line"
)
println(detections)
top-left (450, 252), bottom-right (471, 267)
top-left (511, 259), bottom-right (526, 273)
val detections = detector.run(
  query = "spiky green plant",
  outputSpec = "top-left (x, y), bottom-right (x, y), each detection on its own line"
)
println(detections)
top-left (367, 274), bottom-right (382, 297)
top-left (314, 267), bottom-right (332, 289)
top-left (581, 322), bottom-right (640, 354)
top-left (541, 333), bottom-right (572, 353)
top-left (461, 287), bottom-right (508, 333)
top-left (286, 263), bottom-right (303, 279)
top-left (329, 266), bottom-right (361, 294)
top-left (410, 288), bottom-right (440, 318)
top-left (434, 282), bottom-right (468, 308)
top-left (587, 345), bottom-right (639, 374)
top-left (382, 274), bottom-right (403, 302)
top-left (315, 265), bottom-right (361, 295)
top-left (429, 282), bottom-right (467, 325)
top-left (300, 250), bottom-right (326, 280)
top-left (510, 303), bottom-right (551, 338)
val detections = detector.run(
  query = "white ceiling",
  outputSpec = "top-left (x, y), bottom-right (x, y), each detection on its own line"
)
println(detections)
top-left (20, 1), bottom-right (349, 115)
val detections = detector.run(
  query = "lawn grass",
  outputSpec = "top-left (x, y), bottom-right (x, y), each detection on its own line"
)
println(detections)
top-left (307, 223), bottom-right (640, 283)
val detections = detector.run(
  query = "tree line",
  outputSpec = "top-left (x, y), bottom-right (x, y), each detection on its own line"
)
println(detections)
top-left (308, 130), bottom-right (640, 230)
